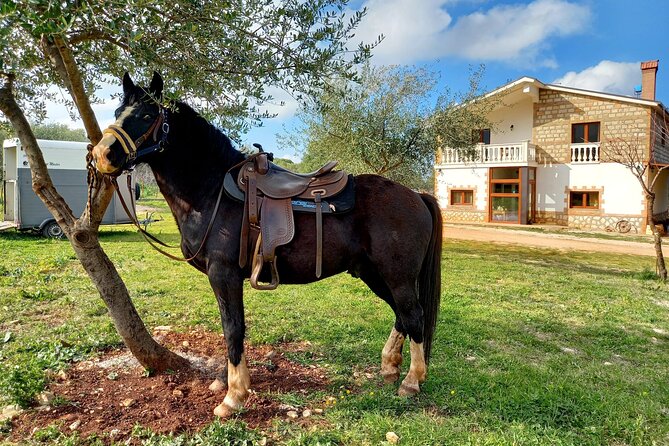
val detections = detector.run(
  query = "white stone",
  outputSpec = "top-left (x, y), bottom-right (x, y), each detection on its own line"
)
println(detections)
top-left (37, 391), bottom-right (55, 406)
top-left (208, 378), bottom-right (226, 393)
top-left (386, 431), bottom-right (400, 444)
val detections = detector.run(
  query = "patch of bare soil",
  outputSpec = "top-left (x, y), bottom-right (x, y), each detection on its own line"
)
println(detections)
top-left (9, 330), bottom-right (330, 442)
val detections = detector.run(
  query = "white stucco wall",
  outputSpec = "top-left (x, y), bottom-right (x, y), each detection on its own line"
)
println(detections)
top-left (488, 98), bottom-right (534, 144)
top-left (536, 163), bottom-right (644, 215)
top-left (435, 167), bottom-right (488, 211)
top-left (651, 169), bottom-right (669, 213)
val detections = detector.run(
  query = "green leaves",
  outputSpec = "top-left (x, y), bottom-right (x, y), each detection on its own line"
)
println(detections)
top-left (282, 65), bottom-right (447, 189)
top-left (2, 0), bottom-right (375, 137)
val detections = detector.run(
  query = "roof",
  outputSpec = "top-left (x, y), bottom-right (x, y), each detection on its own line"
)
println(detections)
top-left (484, 76), bottom-right (666, 112)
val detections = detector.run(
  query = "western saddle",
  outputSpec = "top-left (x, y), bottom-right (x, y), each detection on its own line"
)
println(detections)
top-left (226, 151), bottom-right (350, 290)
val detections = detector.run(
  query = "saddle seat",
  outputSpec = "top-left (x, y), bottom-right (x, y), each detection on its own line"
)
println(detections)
top-left (233, 152), bottom-right (349, 290)
top-left (242, 158), bottom-right (343, 199)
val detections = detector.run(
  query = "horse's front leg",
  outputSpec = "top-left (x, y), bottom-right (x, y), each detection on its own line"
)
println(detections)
top-left (207, 267), bottom-right (250, 417)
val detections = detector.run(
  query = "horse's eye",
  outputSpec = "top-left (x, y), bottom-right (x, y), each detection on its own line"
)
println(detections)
top-left (143, 114), bottom-right (152, 121)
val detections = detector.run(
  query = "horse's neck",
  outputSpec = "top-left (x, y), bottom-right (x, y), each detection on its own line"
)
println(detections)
top-left (148, 118), bottom-right (242, 234)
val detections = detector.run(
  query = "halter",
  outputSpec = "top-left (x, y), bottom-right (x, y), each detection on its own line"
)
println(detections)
top-left (102, 106), bottom-right (169, 170)
top-left (99, 105), bottom-right (224, 263)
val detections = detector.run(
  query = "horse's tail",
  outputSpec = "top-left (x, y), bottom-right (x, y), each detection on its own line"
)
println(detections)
top-left (419, 193), bottom-right (442, 364)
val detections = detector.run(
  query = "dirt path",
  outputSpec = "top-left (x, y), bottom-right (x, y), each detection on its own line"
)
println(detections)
top-left (444, 224), bottom-right (667, 257)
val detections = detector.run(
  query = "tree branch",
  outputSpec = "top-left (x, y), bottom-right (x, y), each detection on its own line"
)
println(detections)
top-left (0, 72), bottom-right (77, 232)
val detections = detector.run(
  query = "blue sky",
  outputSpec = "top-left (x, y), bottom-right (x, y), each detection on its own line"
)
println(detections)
top-left (48, 0), bottom-right (668, 160)
top-left (245, 0), bottom-right (669, 160)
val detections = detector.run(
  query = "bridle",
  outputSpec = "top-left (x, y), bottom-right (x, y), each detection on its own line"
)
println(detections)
top-left (93, 104), bottom-right (225, 263)
top-left (102, 106), bottom-right (169, 171)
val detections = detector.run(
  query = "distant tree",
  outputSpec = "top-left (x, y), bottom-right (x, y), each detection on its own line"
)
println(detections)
top-left (601, 113), bottom-right (669, 281)
top-left (281, 65), bottom-right (494, 190)
top-left (0, 121), bottom-right (9, 182)
top-left (0, 0), bottom-right (374, 372)
top-left (273, 158), bottom-right (298, 170)
top-left (32, 122), bottom-right (87, 141)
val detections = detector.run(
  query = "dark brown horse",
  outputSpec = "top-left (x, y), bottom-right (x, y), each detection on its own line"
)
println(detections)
top-left (92, 73), bottom-right (442, 417)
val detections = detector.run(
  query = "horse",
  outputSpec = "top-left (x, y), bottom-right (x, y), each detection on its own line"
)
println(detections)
top-left (92, 72), bottom-right (442, 417)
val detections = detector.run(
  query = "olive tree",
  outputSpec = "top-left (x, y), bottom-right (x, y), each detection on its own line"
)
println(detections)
top-left (0, 0), bottom-right (373, 371)
top-left (601, 112), bottom-right (669, 281)
top-left (282, 64), bottom-right (494, 190)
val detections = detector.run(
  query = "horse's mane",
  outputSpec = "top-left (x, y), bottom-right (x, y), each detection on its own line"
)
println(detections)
top-left (169, 100), bottom-right (246, 168)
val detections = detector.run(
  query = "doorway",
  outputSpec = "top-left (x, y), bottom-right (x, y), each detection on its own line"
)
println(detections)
top-left (489, 167), bottom-right (521, 223)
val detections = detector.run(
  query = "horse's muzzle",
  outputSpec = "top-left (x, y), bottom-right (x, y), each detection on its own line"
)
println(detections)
top-left (92, 140), bottom-right (122, 175)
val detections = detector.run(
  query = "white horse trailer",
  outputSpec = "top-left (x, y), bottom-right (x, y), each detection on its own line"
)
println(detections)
top-left (2, 138), bottom-right (135, 237)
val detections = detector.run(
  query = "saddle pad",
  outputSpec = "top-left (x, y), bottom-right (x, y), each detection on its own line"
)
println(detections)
top-left (224, 172), bottom-right (356, 214)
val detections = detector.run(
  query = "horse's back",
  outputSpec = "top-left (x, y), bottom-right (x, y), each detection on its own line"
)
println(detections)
top-left (275, 174), bottom-right (435, 284)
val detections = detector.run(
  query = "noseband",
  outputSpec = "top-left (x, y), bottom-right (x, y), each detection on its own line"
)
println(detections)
top-left (102, 107), bottom-right (169, 170)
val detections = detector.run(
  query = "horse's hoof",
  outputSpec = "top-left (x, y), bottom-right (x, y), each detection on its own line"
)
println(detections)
top-left (398, 382), bottom-right (420, 396)
top-left (213, 403), bottom-right (235, 418)
top-left (381, 372), bottom-right (400, 384)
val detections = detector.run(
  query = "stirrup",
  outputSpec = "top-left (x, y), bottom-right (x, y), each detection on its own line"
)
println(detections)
top-left (249, 234), bottom-right (280, 290)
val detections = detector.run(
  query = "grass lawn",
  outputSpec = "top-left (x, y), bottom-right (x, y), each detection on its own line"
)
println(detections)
top-left (1, 196), bottom-right (669, 445)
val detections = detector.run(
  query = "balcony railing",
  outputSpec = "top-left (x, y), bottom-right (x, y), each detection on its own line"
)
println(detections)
top-left (571, 143), bottom-right (600, 163)
top-left (440, 141), bottom-right (536, 165)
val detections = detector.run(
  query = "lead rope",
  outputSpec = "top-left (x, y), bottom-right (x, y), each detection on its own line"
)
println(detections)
top-left (86, 144), bottom-right (100, 225)
top-left (111, 176), bottom-right (226, 262)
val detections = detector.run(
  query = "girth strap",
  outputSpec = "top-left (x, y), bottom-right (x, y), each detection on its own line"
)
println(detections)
top-left (314, 192), bottom-right (323, 278)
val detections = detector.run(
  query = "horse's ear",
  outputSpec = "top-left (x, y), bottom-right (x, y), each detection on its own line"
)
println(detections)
top-left (149, 71), bottom-right (163, 98)
top-left (122, 72), bottom-right (135, 95)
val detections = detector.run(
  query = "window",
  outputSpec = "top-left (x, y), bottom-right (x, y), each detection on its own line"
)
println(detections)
top-left (479, 129), bottom-right (491, 144)
top-left (569, 191), bottom-right (599, 209)
top-left (473, 128), bottom-right (491, 144)
top-left (572, 122), bottom-right (600, 143)
top-left (451, 189), bottom-right (474, 205)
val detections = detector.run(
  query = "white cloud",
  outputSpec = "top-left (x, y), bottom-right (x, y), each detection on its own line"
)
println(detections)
top-left (44, 83), bottom-right (121, 129)
top-left (553, 61), bottom-right (640, 95)
top-left (352, 0), bottom-right (453, 65)
top-left (354, 0), bottom-right (590, 66)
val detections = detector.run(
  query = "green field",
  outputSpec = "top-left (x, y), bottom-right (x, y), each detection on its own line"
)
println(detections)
top-left (1, 197), bottom-right (669, 445)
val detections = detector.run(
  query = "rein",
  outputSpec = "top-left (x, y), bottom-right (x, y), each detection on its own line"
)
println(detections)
top-left (112, 174), bottom-right (225, 263)
top-left (97, 106), bottom-right (224, 263)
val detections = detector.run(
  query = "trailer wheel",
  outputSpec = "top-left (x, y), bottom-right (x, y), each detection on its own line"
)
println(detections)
top-left (41, 220), bottom-right (64, 239)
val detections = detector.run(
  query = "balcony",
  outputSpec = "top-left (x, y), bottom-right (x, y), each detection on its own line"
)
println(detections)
top-left (439, 141), bottom-right (536, 167)
top-left (570, 143), bottom-right (600, 163)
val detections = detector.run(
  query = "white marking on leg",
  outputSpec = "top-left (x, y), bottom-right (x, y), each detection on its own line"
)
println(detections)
top-left (213, 353), bottom-right (250, 417)
top-left (398, 341), bottom-right (426, 396)
top-left (381, 327), bottom-right (405, 383)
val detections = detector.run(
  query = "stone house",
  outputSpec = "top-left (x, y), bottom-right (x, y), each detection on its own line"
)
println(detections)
top-left (435, 60), bottom-right (669, 233)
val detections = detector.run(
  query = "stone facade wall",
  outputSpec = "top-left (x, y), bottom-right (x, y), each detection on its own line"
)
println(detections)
top-left (533, 90), bottom-right (650, 164)
top-left (534, 211), bottom-right (643, 232)
top-left (651, 108), bottom-right (669, 164)
top-left (442, 209), bottom-right (486, 223)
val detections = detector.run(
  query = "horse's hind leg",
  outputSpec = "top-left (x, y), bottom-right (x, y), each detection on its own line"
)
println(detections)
top-left (392, 284), bottom-right (427, 396)
top-left (381, 327), bottom-right (405, 383)
top-left (361, 270), bottom-right (406, 384)
top-left (208, 269), bottom-right (250, 417)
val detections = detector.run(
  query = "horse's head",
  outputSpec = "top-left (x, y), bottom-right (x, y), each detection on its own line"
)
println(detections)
top-left (92, 72), bottom-right (165, 175)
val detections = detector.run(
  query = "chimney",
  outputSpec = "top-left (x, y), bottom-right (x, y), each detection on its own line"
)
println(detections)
top-left (640, 60), bottom-right (659, 101)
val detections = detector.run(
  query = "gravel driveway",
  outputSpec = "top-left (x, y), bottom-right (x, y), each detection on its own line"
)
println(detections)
top-left (444, 224), bottom-right (668, 257)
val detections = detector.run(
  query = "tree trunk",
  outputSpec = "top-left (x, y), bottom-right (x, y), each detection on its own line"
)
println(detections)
top-left (0, 72), bottom-right (188, 373)
top-left (646, 193), bottom-right (667, 281)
